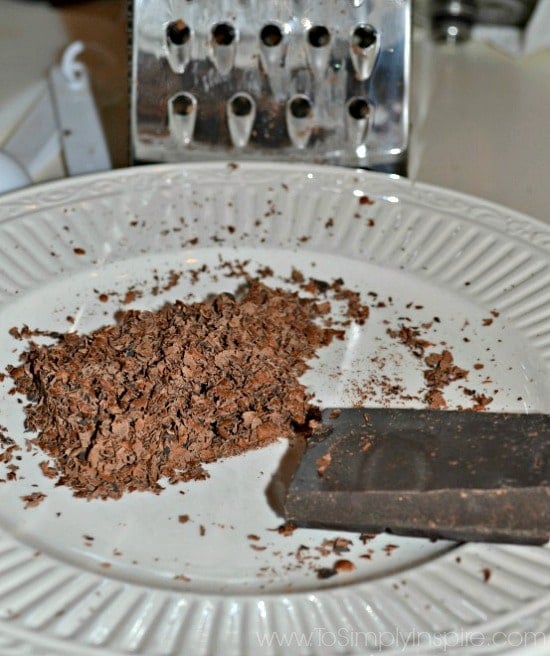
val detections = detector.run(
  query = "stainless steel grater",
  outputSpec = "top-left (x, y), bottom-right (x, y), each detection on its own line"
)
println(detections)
top-left (130, 0), bottom-right (410, 174)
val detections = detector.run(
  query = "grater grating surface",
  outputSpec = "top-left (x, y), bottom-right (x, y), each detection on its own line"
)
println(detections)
top-left (130, 0), bottom-right (410, 173)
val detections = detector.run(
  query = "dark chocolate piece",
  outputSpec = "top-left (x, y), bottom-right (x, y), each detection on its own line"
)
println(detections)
top-left (285, 409), bottom-right (550, 545)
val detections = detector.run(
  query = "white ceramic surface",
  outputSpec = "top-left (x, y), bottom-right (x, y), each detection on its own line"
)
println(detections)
top-left (0, 162), bottom-right (548, 656)
top-left (0, 152), bottom-right (31, 195)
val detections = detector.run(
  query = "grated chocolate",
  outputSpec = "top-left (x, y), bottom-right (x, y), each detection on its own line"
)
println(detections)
top-left (8, 280), bottom-right (341, 500)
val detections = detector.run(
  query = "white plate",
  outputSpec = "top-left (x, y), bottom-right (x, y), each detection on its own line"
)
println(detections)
top-left (0, 162), bottom-right (548, 656)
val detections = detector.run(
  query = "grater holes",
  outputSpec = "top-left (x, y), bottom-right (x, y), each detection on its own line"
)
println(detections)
top-left (212, 22), bottom-right (237, 46)
top-left (349, 23), bottom-right (379, 80)
top-left (260, 23), bottom-right (283, 47)
top-left (289, 96), bottom-right (313, 119)
top-left (169, 93), bottom-right (197, 145)
top-left (227, 93), bottom-right (256, 147)
top-left (307, 25), bottom-right (331, 48)
top-left (230, 94), bottom-right (253, 117)
top-left (172, 93), bottom-right (195, 116)
top-left (259, 21), bottom-right (287, 74)
top-left (166, 20), bottom-right (191, 46)
top-left (134, 0), bottom-right (408, 170)
top-left (348, 97), bottom-right (370, 120)
top-left (286, 94), bottom-right (314, 148)
top-left (351, 24), bottom-right (377, 50)
top-left (346, 96), bottom-right (371, 148)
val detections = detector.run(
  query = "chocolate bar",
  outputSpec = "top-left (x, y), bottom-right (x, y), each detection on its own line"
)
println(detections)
top-left (285, 409), bottom-right (550, 544)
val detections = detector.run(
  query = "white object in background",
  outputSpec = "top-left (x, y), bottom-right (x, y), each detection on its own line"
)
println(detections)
top-left (0, 0), bottom-right (67, 146)
top-left (472, 0), bottom-right (550, 56)
top-left (1, 87), bottom-right (60, 191)
top-left (49, 41), bottom-right (111, 177)
top-left (0, 152), bottom-right (31, 192)
top-left (0, 41), bottom-right (111, 195)
top-left (524, 0), bottom-right (550, 54)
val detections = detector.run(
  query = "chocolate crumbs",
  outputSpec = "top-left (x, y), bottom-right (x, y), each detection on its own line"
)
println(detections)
top-left (316, 566), bottom-right (337, 579)
top-left (359, 532), bottom-right (377, 544)
top-left (8, 280), bottom-right (342, 500)
top-left (423, 350), bottom-right (468, 409)
top-left (387, 324), bottom-right (433, 358)
top-left (20, 492), bottom-right (46, 508)
top-left (333, 559), bottom-right (355, 573)
top-left (275, 521), bottom-right (297, 536)
top-left (316, 452), bottom-right (331, 477)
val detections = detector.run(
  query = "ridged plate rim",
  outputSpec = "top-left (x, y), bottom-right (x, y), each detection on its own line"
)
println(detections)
top-left (0, 161), bottom-right (548, 656)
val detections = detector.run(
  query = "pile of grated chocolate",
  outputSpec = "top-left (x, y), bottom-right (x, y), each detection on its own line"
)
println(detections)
top-left (8, 280), bottom-right (342, 499)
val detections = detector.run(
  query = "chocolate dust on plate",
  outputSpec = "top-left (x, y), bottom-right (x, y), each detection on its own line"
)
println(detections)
top-left (6, 276), bottom-right (349, 499)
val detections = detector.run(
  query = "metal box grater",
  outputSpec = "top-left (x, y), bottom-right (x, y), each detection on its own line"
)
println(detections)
top-left (130, 0), bottom-right (410, 174)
